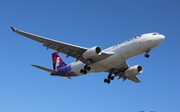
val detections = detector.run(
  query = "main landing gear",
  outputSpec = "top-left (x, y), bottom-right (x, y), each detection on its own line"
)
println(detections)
top-left (80, 64), bottom-right (91, 74)
top-left (80, 59), bottom-right (93, 74)
top-left (104, 72), bottom-right (115, 84)
top-left (144, 49), bottom-right (150, 58)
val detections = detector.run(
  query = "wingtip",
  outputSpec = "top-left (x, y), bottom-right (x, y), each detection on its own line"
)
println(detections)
top-left (31, 64), bottom-right (38, 68)
top-left (11, 26), bottom-right (16, 32)
top-left (31, 64), bottom-right (36, 67)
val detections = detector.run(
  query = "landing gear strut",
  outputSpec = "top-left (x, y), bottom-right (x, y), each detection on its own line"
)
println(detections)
top-left (144, 49), bottom-right (150, 58)
top-left (104, 72), bottom-right (114, 84)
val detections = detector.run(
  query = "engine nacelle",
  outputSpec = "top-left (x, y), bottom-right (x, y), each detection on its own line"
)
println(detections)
top-left (82, 46), bottom-right (102, 60)
top-left (124, 65), bottom-right (143, 77)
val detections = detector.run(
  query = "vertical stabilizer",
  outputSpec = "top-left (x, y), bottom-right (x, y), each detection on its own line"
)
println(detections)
top-left (52, 52), bottom-right (66, 70)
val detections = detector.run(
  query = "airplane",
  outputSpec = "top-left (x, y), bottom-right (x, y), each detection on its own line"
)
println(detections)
top-left (11, 26), bottom-right (165, 84)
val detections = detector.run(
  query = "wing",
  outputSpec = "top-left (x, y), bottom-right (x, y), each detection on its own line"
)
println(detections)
top-left (107, 61), bottom-right (141, 83)
top-left (11, 27), bottom-right (87, 63)
top-left (11, 26), bottom-right (112, 63)
top-left (126, 75), bottom-right (141, 83)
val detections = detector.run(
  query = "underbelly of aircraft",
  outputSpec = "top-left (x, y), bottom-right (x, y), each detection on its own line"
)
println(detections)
top-left (90, 53), bottom-right (124, 72)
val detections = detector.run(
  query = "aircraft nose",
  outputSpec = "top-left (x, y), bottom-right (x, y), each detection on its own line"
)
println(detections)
top-left (155, 34), bottom-right (165, 45)
top-left (159, 34), bottom-right (165, 40)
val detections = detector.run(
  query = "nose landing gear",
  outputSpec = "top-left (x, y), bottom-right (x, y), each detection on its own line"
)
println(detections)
top-left (144, 53), bottom-right (149, 58)
top-left (144, 49), bottom-right (150, 58)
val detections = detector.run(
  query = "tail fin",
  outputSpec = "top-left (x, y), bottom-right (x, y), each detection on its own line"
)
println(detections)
top-left (52, 52), bottom-right (66, 70)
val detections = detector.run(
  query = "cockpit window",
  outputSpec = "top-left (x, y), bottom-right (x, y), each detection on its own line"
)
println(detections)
top-left (153, 33), bottom-right (159, 35)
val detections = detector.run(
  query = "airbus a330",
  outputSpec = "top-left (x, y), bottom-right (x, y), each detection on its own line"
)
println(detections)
top-left (11, 27), bottom-right (165, 84)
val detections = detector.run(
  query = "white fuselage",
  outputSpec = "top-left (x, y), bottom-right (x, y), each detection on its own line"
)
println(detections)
top-left (70, 33), bottom-right (165, 76)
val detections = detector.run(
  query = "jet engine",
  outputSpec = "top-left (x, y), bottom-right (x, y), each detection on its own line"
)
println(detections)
top-left (82, 46), bottom-right (102, 60)
top-left (124, 65), bottom-right (143, 77)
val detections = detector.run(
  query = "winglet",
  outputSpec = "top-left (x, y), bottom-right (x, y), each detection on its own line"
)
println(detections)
top-left (11, 26), bottom-right (17, 32)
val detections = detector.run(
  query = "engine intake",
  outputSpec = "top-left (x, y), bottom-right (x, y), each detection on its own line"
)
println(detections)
top-left (82, 46), bottom-right (102, 60)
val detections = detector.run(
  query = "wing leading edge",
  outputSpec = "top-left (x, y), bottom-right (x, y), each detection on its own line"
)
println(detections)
top-left (11, 26), bottom-right (88, 63)
top-left (11, 26), bottom-right (113, 63)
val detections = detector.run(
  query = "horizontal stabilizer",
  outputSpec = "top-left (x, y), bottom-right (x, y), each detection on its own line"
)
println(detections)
top-left (31, 64), bottom-right (71, 80)
top-left (31, 64), bottom-right (58, 73)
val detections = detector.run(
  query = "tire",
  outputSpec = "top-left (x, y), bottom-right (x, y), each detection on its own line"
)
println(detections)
top-left (111, 76), bottom-right (114, 80)
top-left (145, 54), bottom-right (150, 58)
top-left (108, 75), bottom-right (111, 79)
top-left (84, 65), bottom-right (87, 69)
top-left (84, 70), bottom-right (87, 74)
top-left (87, 66), bottom-right (91, 71)
top-left (80, 69), bottom-right (84, 73)
top-left (104, 78), bottom-right (108, 83)
top-left (107, 80), bottom-right (110, 84)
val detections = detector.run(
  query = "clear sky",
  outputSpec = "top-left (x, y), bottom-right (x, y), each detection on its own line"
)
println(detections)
top-left (1, 0), bottom-right (180, 112)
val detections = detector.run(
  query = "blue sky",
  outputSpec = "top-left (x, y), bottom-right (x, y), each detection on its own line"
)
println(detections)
top-left (1, 0), bottom-right (180, 112)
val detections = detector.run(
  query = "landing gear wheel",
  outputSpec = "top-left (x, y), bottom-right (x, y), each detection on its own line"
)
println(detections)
top-left (80, 64), bottom-right (91, 74)
top-left (110, 76), bottom-right (114, 80)
top-left (84, 70), bottom-right (87, 74)
top-left (104, 78), bottom-right (111, 84)
top-left (144, 49), bottom-right (150, 58)
top-left (144, 54), bottom-right (150, 58)
top-left (80, 69), bottom-right (84, 73)
top-left (87, 66), bottom-right (91, 71)
top-left (104, 78), bottom-right (108, 83)
top-left (108, 75), bottom-right (111, 79)
top-left (107, 79), bottom-right (110, 84)
top-left (80, 69), bottom-right (87, 74)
